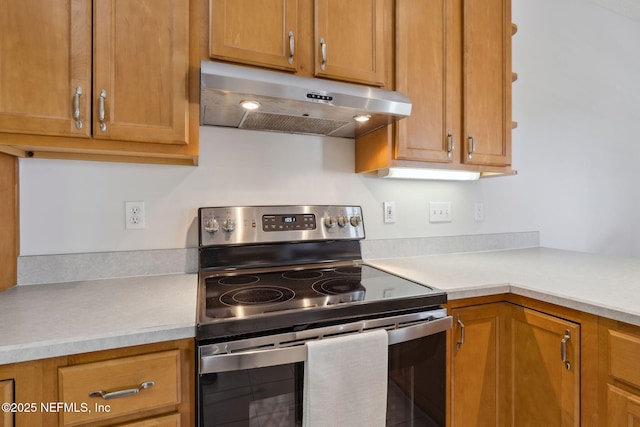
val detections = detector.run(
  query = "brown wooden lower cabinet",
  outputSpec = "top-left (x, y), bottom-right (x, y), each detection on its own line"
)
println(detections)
top-left (0, 379), bottom-right (14, 427)
top-left (600, 318), bottom-right (640, 426)
top-left (450, 303), bottom-right (507, 426)
top-left (507, 305), bottom-right (580, 426)
top-left (0, 339), bottom-right (193, 427)
top-left (447, 296), bottom-right (599, 427)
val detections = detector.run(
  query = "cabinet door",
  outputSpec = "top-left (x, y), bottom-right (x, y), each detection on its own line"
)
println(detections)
top-left (314, 0), bottom-right (385, 86)
top-left (93, 0), bottom-right (189, 144)
top-left (1, 380), bottom-right (13, 427)
top-left (462, 0), bottom-right (511, 166)
top-left (395, 0), bottom-right (460, 163)
top-left (450, 303), bottom-right (506, 427)
top-left (209, 0), bottom-right (299, 72)
top-left (0, 0), bottom-right (91, 138)
top-left (507, 305), bottom-right (580, 427)
top-left (607, 385), bottom-right (640, 426)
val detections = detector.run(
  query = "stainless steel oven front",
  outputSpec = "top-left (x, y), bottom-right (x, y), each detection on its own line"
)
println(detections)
top-left (196, 205), bottom-right (451, 427)
top-left (198, 309), bottom-right (450, 426)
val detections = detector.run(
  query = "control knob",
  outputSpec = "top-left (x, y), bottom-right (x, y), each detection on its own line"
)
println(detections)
top-left (324, 216), bottom-right (337, 229)
top-left (204, 217), bottom-right (219, 233)
top-left (337, 215), bottom-right (348, 228)
top-left (349, 215), bottom-right (362, 227)
top-left (222, 218), bottom-right (235, 232)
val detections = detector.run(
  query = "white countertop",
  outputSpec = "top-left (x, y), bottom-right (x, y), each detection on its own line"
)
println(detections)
top-left (366, 247), bottom-right (640, 327)
top-left (0, 273), bottom-right (197, 364)
top-left (1, 247), bottom-right (639, 365)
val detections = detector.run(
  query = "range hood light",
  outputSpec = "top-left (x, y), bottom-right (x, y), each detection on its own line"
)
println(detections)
top-left (240, 100), bottom-right (261, 110)
top-left (353, 114), bottom-right (371, 123)
top-left (378, 167), bottom-right (481, 181)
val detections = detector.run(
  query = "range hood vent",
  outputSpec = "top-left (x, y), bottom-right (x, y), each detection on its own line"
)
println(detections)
top-left (200, 61), bottom-right (412, 138)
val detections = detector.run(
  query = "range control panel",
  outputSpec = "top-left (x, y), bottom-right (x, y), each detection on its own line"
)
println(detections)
top-left (262, 214), bottom-right (317, 231)
top-left (199, 205), bottom-right (364, 247)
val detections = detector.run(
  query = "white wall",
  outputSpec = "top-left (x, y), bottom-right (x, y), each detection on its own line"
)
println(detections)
top-left (17, 0), bottom-right (640, 257)
top-left (512, 0), bottom-right (640, 256)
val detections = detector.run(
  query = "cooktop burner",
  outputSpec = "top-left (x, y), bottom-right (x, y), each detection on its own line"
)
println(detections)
top-left (198, 263), bottom-right (446, 339)
top-left (204, 265), bottom-right (366, 319)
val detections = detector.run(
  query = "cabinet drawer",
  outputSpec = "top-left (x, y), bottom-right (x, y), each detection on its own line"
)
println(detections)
top-left (117, 412), bottom-right (180, 427)
top-left (609, 329), bottom-right (640, 389)
top-left (58, 350), bottom-right (180, 426)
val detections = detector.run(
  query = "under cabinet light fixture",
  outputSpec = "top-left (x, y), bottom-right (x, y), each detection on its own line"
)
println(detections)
top-left (378, 167), bottom-right (481, 181)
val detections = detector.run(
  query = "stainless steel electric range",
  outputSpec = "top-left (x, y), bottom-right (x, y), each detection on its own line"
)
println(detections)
top-left (196, 205), bottom-right (451, 427)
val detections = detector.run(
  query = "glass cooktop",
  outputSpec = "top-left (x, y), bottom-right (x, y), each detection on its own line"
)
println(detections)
top-left (197, 264), bottom-right (447, 341)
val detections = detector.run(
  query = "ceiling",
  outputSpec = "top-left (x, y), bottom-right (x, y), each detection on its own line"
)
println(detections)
top-left (584, 0), bottom-right (640, 23)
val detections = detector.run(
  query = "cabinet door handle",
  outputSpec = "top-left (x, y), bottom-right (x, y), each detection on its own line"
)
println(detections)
top-left (560, 329), bottom-right (571, 371)
top-left (98, 89), bottom-right (107, 132)
top-left (456, 315), bottom-right (465, 349)
top-left (89, 380), bottom-right (155, 400)
top-left (447, 132), bottom-right (455, 159)
top-left (467, 134), bottom-right (475, 159)
top-left (73, 86), bottom-right (83, 129)
top-left (288, 30), bottom-right (295, 65)
top-left (320, 37), bottom-right (327, 71)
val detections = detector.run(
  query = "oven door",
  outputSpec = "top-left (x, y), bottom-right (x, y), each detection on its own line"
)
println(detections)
top-left (198, 310), bottom-right (451, 427)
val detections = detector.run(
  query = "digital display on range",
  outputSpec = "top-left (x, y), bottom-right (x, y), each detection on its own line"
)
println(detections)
top-left (262, 214), bottom-right (315, 231)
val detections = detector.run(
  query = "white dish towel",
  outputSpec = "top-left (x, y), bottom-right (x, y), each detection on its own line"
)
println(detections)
top-left (303, 329), bottom-right (388, 427)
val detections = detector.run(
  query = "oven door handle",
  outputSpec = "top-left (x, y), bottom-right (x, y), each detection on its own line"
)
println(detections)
top-left (200, 316), bottom-right (452, 374)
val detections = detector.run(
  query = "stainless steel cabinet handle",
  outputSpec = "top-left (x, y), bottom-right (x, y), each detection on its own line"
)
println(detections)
top-left (447, 132), bottom-right (455, 159)
top-left (89, 381), bottom-right (154, 400)
top-left (560, 329), bottom-right (571, 371)
top-left (467, 134), bottom-right (475, 160)
top-left (73, 86), bottom-right (83, 129)
top-left (320, 37), bottom-right (327, 71)
top-left (456, 315), bottom-right (465, 350)
top-left (288, 30), bottom-right (295, 65)
top-left (98, 89), bottom-right (107, 132)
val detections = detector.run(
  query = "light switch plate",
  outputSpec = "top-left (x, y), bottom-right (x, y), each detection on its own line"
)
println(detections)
top-left (429, 201), bottom-right (452, 223)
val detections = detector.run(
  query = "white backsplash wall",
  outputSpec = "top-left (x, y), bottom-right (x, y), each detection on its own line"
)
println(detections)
top-left (17, 0), bottom-right (640, 257)
top-left (18, 126), bottom-right (535, 255)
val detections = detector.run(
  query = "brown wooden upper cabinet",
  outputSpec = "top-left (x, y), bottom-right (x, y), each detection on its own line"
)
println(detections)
top-left (356, 0), bottom-right (514, 176)
top-left (209, 0), bottom-right (386, 87)
top-left (0, 0), bottom-right (198, 165)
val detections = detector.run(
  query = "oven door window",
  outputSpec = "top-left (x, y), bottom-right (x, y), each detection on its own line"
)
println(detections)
top-left (200, 363), bottom-right (304, 427)
top-left (388, 330), bottom-right (446, 427)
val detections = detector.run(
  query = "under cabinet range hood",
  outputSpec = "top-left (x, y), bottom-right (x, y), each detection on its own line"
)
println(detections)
top-left (200, 61), bottom-right (412, 138)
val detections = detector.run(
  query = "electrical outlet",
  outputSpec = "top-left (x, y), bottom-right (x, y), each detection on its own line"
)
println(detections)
top-left (383, 201), bottom-right (396, 224)
top-left (125, 201), bottom-right (145, 230)
top-left (474, 202), bottom-right (485, 222)
top-left (429, 201), bottom-right (452, 223)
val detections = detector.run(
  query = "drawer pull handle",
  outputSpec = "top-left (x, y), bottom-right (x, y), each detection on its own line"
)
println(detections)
top-left (89, 380), bottom-right (155, 400)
